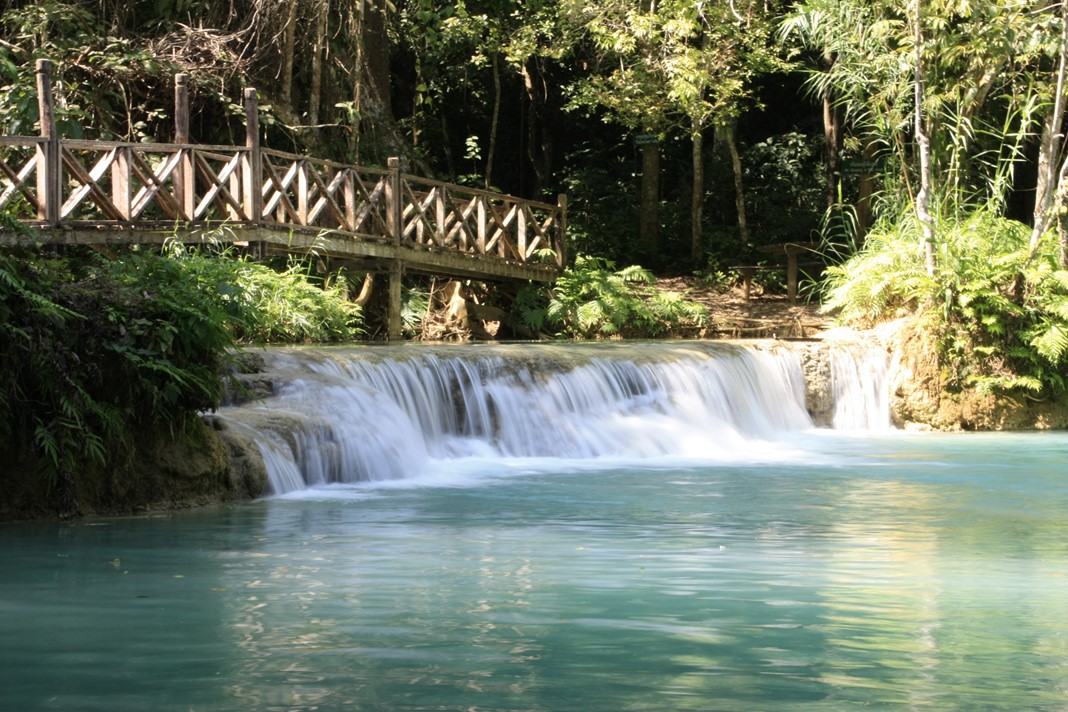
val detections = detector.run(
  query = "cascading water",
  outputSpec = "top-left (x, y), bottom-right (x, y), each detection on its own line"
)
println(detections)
top-left (830, 343), bottom-right (893, 430)
top-left (219, 341), bottom-right (891, 494)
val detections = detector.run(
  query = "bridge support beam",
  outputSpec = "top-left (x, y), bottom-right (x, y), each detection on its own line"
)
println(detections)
top-left (35, 59), bottom-right (60, 225)
top-left (387, 260), bottom-right (404, 341)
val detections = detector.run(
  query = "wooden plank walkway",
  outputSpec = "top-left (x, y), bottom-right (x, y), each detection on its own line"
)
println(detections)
top-left (0, 61), bottom-right (567, 338)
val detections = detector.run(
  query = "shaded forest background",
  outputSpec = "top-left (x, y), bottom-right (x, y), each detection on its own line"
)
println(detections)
top-left (0, 0), bottom-right (840, 274)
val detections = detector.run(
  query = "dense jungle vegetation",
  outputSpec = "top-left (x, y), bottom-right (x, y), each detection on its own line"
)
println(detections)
top-left (5, 0), bottom-right (1068, 498)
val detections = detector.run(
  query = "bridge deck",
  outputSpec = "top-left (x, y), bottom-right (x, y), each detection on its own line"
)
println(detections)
top-left (12, 223), bottom-right (560, 283)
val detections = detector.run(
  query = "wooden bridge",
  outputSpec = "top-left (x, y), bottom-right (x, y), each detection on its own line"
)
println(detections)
top-left (0, 60), bottom-right (567, 339)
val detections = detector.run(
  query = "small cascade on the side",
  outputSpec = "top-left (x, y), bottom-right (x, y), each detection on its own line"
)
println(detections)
top-left (218, 341), bottom-right (891, 494)
top-left (829, 341), bottom-right (892, 430)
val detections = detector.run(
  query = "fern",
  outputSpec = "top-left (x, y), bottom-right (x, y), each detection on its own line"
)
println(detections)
top-left (826, 207), bottom-right (1068, 396)
top-left (544, 255), bottom-right (706, 338)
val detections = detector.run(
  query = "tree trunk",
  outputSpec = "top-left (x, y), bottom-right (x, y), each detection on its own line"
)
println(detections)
top-left (281, 0), bottom-right (300, 106)
top-left (640, 143), bottom-right (660, 255)
top-left (363, 0), bottom-right (393, 117)
top-left (855, 140), bottom-right (877, 244)
top-left (720, 121), bottom-right (750, 247)
top-left (521, 59), bottom-right (553, 196)
top-left (309, 0), bottom-right (328, 130)
top-left (691, 121), bottom-right (705, 267)
top-left (350, 0), bottom-right (366, 158)
top-left (822, 51), bottom-right (842, 210)
top-left (358, 0), bottom-right (407, 160)
top-left (486, 52), bottom-right (501, 189)
top-left (913, 0), bottom-right (936, 276)
top-left (1060, 210), bottom-right (1068, 269)
top-left (1030, 0), bottom-right (1068, 252)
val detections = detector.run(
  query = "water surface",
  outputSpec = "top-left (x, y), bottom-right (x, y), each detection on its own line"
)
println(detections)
top-left (3, 431), bottom-right (1068, 710)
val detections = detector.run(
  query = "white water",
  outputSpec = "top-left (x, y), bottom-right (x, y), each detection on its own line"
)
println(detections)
top-left (830, 344), bottom-right (892, 430)
top-left (219, 341), bottom-right (891, 494)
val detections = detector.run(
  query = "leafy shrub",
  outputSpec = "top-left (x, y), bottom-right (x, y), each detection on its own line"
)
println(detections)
top-left (160, 242), bottom-right (363, 343)
top-left (821, 214), bottom-right (935, 325)
top-left (539, 255), bottom-right (706, 338)
top-left (0, 237), bottom-right (364, 495)
top-left (229, 260), bottom-right (363, 343)
top-left (822, 210), bottom-right (1068, 395)
top-left (0, 248), bottom-right (235, 489)
top-left (743, 132), bottom-right (825, 247)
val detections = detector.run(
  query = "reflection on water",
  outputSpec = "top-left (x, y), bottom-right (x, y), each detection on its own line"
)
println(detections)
top-left (2, 432), bottom-right (1068, 710)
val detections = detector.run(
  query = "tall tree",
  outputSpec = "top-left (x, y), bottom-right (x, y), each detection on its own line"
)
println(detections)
top-left (782, 0), bottom-right (1053, 263)
top-left (566, 0), bottom-right (782, 266)
top-left (912, 0), bottom-right (936, 276)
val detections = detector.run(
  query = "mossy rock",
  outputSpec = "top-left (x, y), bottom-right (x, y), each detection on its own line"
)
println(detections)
top-left (0, 417), bottom-right (268, 521)
top-left (886, 317), bottom-right (1068, 431)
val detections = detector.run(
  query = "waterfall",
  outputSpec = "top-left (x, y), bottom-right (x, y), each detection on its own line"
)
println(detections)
top-left (218, 341), bottom-right (891, 494)
top-left (830, 343), bottom-right (892, 431)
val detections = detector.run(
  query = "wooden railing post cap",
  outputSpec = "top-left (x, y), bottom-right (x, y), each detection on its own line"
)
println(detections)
top-left (175, 73), bottom-right (189, 85)
top-left (35, 58), bottom-right (52, 74)
top-left (244, 87), bottom-right (257, 100)
top-left (387, 156), bottom-right (401, 169)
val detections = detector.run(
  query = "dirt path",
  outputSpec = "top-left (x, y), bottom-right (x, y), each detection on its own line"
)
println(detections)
top-left (654, 276), bottom-right (833, 339)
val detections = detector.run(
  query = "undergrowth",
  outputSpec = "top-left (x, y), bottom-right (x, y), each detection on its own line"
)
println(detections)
top-left (822, 210), bottom-right (1068, 396)
top-left (513, 255), bottom-right (707, 339)
top-left (0, 235), bottom-right (363, 499)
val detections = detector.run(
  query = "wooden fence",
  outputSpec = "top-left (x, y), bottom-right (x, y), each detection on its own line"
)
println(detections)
top-left (0, 61), bottom-right (567, 337)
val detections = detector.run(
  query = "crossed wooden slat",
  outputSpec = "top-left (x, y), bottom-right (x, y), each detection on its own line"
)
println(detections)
top-left (262, 153), bottom-right (391, 236)
top-left (8, 136), bottom-right (562, 269)
top-left (0, 147), bottom-right (39, 214)
top-left (193, 150), bottom-right (247, 221)
top-left (57, 144), bottom-right (237, 222)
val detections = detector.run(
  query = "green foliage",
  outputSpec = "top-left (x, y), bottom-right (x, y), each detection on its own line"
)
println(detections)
top-left (401, 286), bottom-right (431, 337)
top-left (230, 261), bottom-right (363, 344)
top-left (0, 233), bottom-right (364, 490)
top-left (509, 282), bottom-right (552, 334)
top-left (1, 1), bottom-right (165, 139)
top-left (822, 213), bottom-right (936, 325)
top-left (0, 247), bottom-right (234, 487)
top-left (782, 0), bottom-right (1057, 226)
top-left (823, 210), bottom-right (1068, 396)
top-left (543, 255), bottom-right (706, 338)
top-left (160, 241), bottom-right (363, 344)
top-left (559, 139), bottom-right (644, 264)
top-left (743, 132), bottom-right (825, 247)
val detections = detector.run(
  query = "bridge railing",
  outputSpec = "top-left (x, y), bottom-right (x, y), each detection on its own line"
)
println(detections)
top-left (0, 60), bottom-right (566, 270)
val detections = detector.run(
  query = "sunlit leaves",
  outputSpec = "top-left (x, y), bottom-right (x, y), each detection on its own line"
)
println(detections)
top-left (544, 254), bottom-right (706, 338)
top-left (566, 0), bottom-right (784, 133)
top-left (824, 207), bottom-right (1068, 395)
top-left (782, 0), bottom-right (1060, 222)
top-left (0, 232), bottom-right (366, 489)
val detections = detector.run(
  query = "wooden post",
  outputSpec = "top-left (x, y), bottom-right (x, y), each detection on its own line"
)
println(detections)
top-left (476, 197), bottom-right (487, 253)
top-left (386, 157), bottom-right (402, 244)
top-left (35, 59), bottom-right (60, 225)
top-left (385, 157), bottom-right (404, 339)
top-left (435, 187), bottom-right (446, 246)
top-left (174, 73), bottom-right (194, 220)
top-left (298, 160), bottom-right (309, 225)
top-left (387, 259), bottom-right (403, 341)
top-left (112, 146), bottom-right (131, 220)
top-left (343, 171), bottom-right (356, 230)
top-left (738, 266), bottom-right (755, 301)
top-left (243, 87), bottom-right (262, 223)
top-left (786, 246), bottom-right (799, 304)
top-left (555, 193), bottom-right (568, 267)
top-left (517, 204), bottom-right (527, 259)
